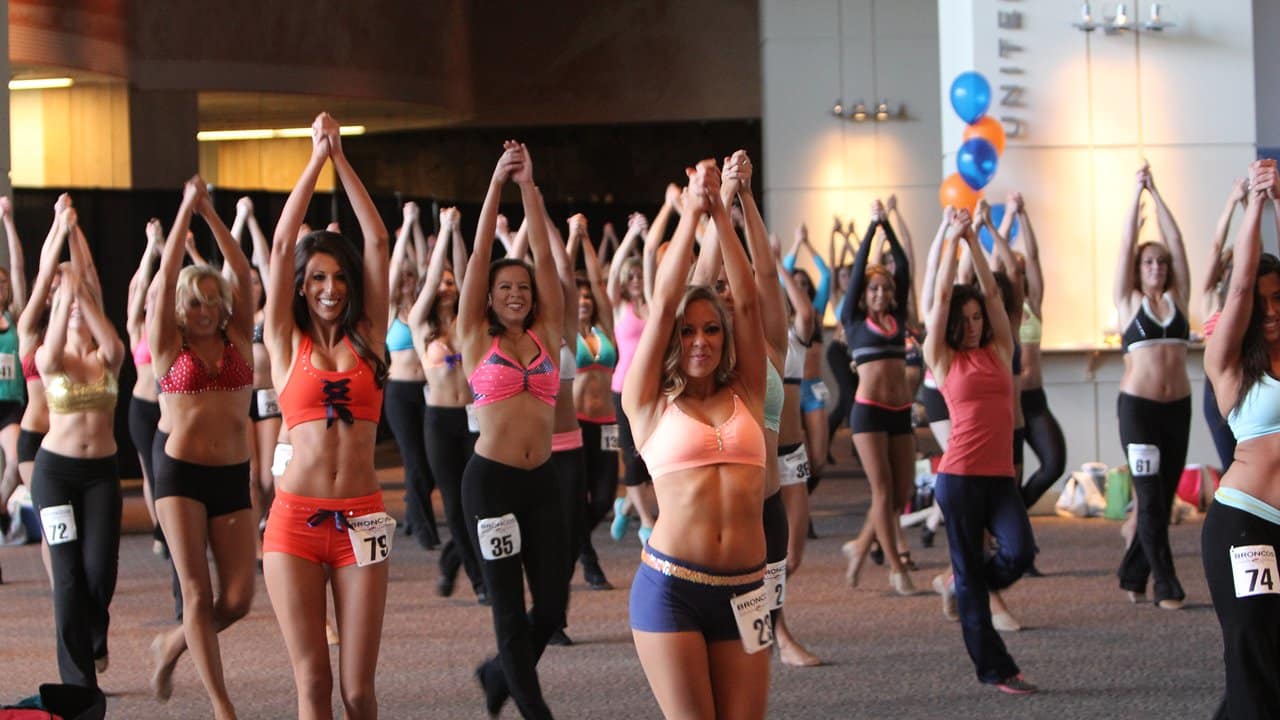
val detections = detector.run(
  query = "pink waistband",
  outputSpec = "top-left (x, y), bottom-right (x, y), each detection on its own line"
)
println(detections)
top-left (576, 413), bottom-right (617, 425)
top-left (855, 398), bottom-right (913, 411)
top-left (552, 427), bottom-right (585, 452)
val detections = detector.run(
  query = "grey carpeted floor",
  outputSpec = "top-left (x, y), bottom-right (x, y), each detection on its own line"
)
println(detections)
top-left (0, 452), bottom-right (1226, 719)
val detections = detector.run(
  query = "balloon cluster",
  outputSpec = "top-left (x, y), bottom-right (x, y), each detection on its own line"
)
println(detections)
top-left (939, 72), bottom-right (1006, 215)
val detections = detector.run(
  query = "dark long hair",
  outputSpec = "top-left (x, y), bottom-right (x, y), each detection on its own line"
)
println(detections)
top-left (292, 231), bottom-right (389, 387)
top-left (945, 283), bottom-right (993, 350)
top-left (575, 275), bottom-right (600, 328)
top-left (486, 258), bottom-right (538, 337)
top-left (1233, 253), bottom-right (1280, 414)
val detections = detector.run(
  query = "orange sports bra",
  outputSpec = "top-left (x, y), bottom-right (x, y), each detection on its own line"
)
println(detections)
top-left (639, 393), bottom-right (766, 480)
top-left (278, 334), bottom-right (383, 429)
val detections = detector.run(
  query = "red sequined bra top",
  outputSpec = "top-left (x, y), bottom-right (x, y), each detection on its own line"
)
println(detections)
top-left (158, 338), bottom-right (253, 395)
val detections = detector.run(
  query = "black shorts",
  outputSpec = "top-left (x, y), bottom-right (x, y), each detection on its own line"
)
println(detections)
top-left (17, 427), bottom-right (44, 464)
top-left (153, 449), bottom-right (252, 518)
top-left (0, 400), bottom-right (22, 430)
top-left (850, 401), bottom-right (913, 436)
top-left (918, 385), bottom-right (949, 423)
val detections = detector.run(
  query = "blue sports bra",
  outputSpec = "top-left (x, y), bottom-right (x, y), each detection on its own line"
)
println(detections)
top-left (1121, 293), bottom-right (1189, 353)
top-left (576, 327), bottom-right (617, 372)
top-left (1228, 373), bottom-right (1280, 443)
top-left (387, 317), bottom-right (414, 352)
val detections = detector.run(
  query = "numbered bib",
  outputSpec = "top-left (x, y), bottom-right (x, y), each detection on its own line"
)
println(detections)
top-left (780, 446), bottom-right (810, 485)
top-left (256, 389), bottom-right (280, 418)
top-left (465, 404), bottom-right (480, 434)
top-left (1231, 544), bottom-right (1280, 598)
top-left (810, 381), bottom-right (831, 405)
top-left (764, 559), bottom-right (787, 611)
top-left (477, 513), bottom-right (521, 560)
top-left (729, 585), bottom-right (774, 654)
top-left (1126, 443), bottom-right (1160, 477)
top-left (601, 424), bottom-right (620, 451)
top-left (271, 443), bottom-right (293, 478)
top-left (0, 354), bottom-right (15, 382)
top-left (40, 504), bottom-right (77, 545)
top-left (347, 512), bottom-right (396, 567)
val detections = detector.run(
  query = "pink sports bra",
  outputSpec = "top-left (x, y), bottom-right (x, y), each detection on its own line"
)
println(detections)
top-left (639, 393), bottom-right (766, 480)
top-left (132, 336), bottom-right (152, 368)
top-left (467, 330), bottom-right (558, 408)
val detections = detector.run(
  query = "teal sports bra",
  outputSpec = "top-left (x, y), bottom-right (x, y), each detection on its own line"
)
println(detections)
top-left (576, 326), bottom-right (617, 372)
top-left (1228, 373), bottom-right (1280, 443)
top-left (0, 313), bottom-right (24, 403)
top-left (387, 317), bottom-right (414, 352)
top-left (764, 362), bottom-right (784, 432)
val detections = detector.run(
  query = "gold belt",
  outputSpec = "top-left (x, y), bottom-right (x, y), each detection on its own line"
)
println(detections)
top-left (639, 549), bottom-right (764, 586)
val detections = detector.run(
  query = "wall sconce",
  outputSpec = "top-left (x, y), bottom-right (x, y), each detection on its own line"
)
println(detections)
top-left (1072, 3), bottom-right (1100, 31)
top-left (831, 98), bottom-right (902, 122)
top-left (1072, 3), bottom-right (1174, 34)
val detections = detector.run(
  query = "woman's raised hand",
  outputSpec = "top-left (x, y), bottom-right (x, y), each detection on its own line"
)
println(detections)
top-left (509, 141), bottom-right (534, 186)
top-left (870, 199), bottom-right (887, 223)
top-left (568, 213), bottom-right (588, 239)
top-left (1249, 160), bottom-right (1277, 200)
top-left (492, 141), bottom-right (525, 186)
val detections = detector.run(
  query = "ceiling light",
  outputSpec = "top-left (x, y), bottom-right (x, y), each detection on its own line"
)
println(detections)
top-left (9, 77), bottom-right (74, 91)
top-left (831, 99), bottom-right (845, 117)
top-left (851, 100), bottom-right (868, 123)
top-left (875, 100), bottom-right (890, 121)
top-left (197, 125), bottom-right (367, 142)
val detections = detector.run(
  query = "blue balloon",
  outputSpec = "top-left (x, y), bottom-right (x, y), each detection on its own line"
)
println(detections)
top-left (978, 203), bottom-right (1019, 253)
top-left (957, 138), bottom-right (999, 190)
top-left (950, 72), bottom-right (992, 124)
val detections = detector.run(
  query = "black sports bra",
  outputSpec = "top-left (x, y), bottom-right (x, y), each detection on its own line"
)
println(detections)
top-left (841, 217), bottom-right (910, 366)
top-left (1121, 293), bottom-right (1189, 353)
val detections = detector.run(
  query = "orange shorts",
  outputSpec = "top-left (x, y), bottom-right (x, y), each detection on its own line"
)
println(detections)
top-left (263, 489), bottom-right (386, 568)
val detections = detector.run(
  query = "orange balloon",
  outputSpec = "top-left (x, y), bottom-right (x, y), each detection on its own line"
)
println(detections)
top-left (939, 172), bottom-right (983, 211)
top-left (963, 116), bottom-right (1006, 155)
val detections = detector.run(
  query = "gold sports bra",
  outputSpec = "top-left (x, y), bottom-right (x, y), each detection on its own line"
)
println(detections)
top-left (45, 370), bottom-right (118, 413)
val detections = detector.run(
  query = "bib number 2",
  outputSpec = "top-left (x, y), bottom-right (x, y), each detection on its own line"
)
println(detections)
top-left (346, 512), bottom-right (396, 567)
top-left (730, 585), bottom-right (774, 654)
top-left (477, 513), bottom-right (522, 560)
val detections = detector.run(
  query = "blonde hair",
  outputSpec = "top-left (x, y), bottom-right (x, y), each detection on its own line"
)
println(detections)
top-left (175, 264), bottom-right (232, 329)
top-left (661, 286), bottom-right (736, 399)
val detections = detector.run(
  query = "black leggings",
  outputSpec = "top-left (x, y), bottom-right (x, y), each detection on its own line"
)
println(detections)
top-left (127, 396), bottom-right (162, 539)
top-left (1018, 388), bottom-right (1067, 508)
top-left (30, 449), bottom-right (120, 689)
top-left (578, 420), bottom-right (620, 569)
top-left (1203, 499), bottom-right (1280, 719)
top-left (1203, 379), bottom-right (1237, 471)
top-left (613, 392), bottom-right (651, 487)
top-left (1116, 393), bottom-right (1190, 603)
top-left (423, 406), bottom-right (485, 595)
top-left (384, 380), bottom-right (438, 548)
top-left (825, 340), bottom-right (857, 445)
top-left (763, 489), bottom-right (788, 624)
top-left (464, 454), bottom-right (569, 720)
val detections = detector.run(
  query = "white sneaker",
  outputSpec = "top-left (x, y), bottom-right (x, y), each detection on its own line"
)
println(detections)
top-left (933, 572), bottom-right (958, 621)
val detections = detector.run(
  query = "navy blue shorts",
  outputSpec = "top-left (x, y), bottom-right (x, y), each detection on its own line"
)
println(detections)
top-left (629, 544), bottom-right (764, 643)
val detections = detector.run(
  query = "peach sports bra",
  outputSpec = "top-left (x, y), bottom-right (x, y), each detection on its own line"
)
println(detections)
top-left (639, 393), bottom-right (766, 480)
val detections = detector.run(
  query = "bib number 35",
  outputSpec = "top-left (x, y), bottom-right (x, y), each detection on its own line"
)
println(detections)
top-left (477, 513), bottom-right (522, 561)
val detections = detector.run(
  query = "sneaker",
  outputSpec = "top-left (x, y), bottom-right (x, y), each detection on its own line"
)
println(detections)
top-left (610, 498), bottom-right (629, 541)
top-left (994, 674), bottom-right (1038, 695)
top-left (992, 611), bottom-right (1022, 632)
top-left (638, 526), bottom-right (652, 546)
top-left (933, 572), bottom-right (958, 621)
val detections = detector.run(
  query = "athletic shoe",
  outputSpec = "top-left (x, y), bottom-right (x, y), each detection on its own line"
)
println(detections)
top-left (638, 526), bottom-right (652, 545)
top-left (994, 674), bottom-right (1038, 695)
top-left (548, 628), bottom-right (573, 646)
top-left (933, 572), bottom-right (958, 621)
top-left (610, 498), bottom-right (629, 541)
